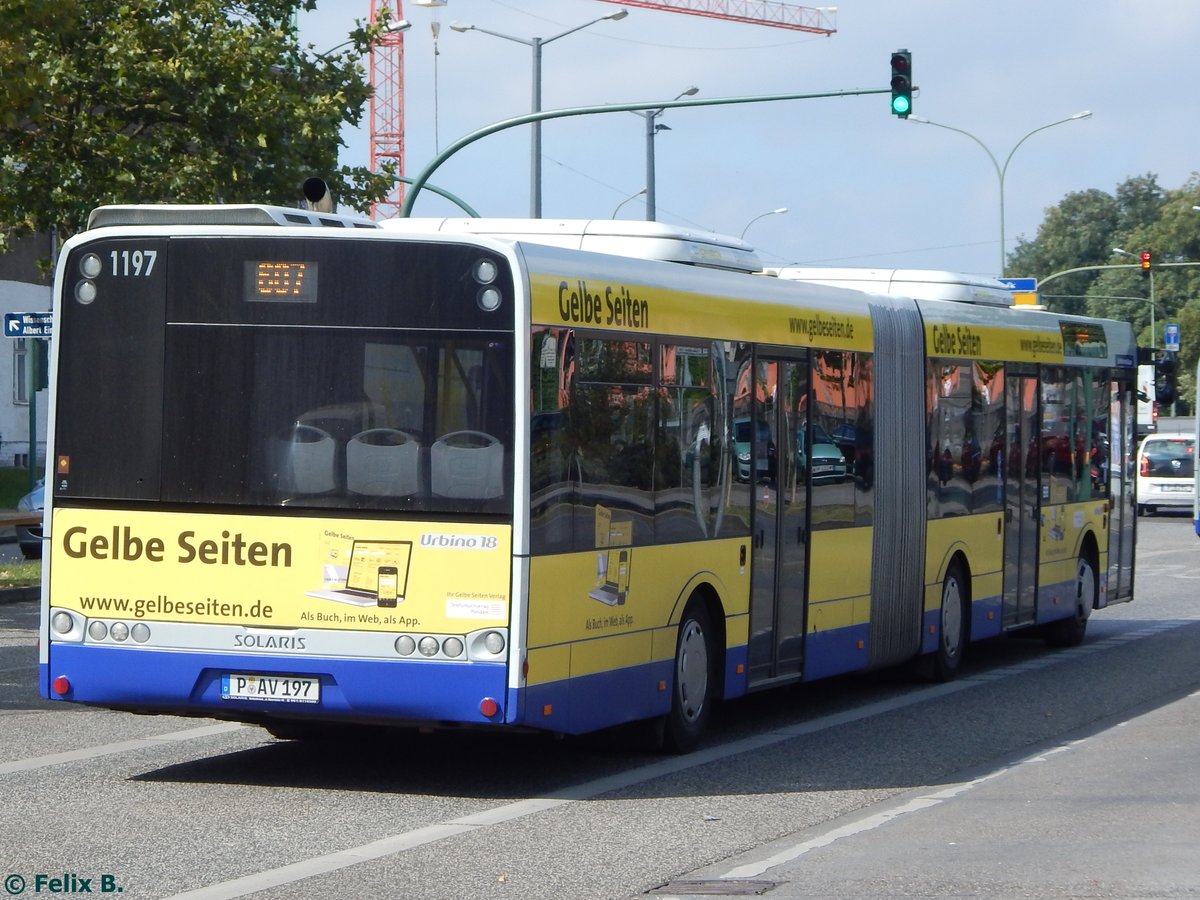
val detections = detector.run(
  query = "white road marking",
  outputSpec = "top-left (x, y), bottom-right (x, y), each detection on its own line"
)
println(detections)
top-left (166, 618), bottom-right (1200, 900)
top-left (721, 742), bottom-right (1078, 879)
top-left (0, 723), bottom-right (245, 775)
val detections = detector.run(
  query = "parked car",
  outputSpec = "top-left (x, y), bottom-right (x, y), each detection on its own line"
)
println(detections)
top-left (733, 417), bottom-right (775, 483)
top-left (16, 480), bottom-right (44, 559)
top-left (1135, 433), bottom-right (1194, 516)
top-left (798, 424), bottom-right (848, 483)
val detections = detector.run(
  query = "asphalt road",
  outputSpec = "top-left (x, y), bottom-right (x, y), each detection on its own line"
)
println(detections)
top-left (1, 512), bottom-right (1197, 899)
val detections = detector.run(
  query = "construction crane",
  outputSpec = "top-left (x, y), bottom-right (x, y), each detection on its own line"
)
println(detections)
top-left (593, 0), bottom-right (836, 34)
top-left (369, 1), bottom-right (410, 219)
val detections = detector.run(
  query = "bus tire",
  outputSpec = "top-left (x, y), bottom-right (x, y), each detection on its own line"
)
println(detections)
top-left (920, 559), bottom-right (969, 682)
top-left (1045, 550), bottom-right (1095, 648)
top-left (663, 599), bottom-right (717, 753)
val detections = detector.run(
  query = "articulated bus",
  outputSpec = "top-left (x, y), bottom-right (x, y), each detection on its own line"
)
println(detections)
top-left (40, 206), bottom-right (1137, 751)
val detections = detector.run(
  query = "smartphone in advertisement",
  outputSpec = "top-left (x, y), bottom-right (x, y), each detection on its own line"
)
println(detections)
top-left (376, 566), bottom-right (399, 608)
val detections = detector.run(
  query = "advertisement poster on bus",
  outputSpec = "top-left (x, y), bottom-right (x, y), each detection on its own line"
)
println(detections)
top-left (48, 508), bottom-right (511, 634)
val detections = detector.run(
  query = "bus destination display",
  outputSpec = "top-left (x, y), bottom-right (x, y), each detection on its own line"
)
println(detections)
top-left (244, 261), bottom-right (318, 303)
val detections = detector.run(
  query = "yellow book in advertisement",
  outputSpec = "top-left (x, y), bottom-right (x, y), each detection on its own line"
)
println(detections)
top-left (50, 508), bottom-right (511, 634)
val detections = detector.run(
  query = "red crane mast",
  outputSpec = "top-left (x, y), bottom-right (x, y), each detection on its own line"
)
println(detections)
top-left (369, 2), bottom-right (407, 219)
top-left (593, 0), bottom-right (836, 34)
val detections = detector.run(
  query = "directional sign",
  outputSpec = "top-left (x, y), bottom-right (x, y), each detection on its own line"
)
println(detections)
top-left (1164, 323), bottom-right (1180, 353)
top-left (999, 277), bottom-right (1038, 292)
top-left (4, 312), bottom-right (52, 338)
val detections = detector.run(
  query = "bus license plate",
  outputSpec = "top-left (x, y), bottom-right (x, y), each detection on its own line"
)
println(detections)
top-left (221, 674), bottom-right (320, 703)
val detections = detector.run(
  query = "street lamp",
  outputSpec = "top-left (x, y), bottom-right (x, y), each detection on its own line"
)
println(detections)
top-left (450, 10), bottom-right (628, 217)
top-left (612, 188), bottom-right (647, 219)
top-left (631, 86), bottom-right (699, 221)
top-left (740, 207), bottom-right (788, 240)
top-left (1113, 247), bottom-right (1156, 349)
top-left (907, 111), bottom-right (1092, 276)
top-left (319, 18), bottom-right (412, 57)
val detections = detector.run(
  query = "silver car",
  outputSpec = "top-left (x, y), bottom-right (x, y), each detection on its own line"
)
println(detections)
top-left (16, 481), bottom-right (43, 559)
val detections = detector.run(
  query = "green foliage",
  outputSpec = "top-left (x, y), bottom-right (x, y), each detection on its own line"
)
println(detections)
top-left (1007, 172), bottom-right (1200, 414)
top-left (0, 0), bottom-right (395, 250)
top-left (0, 467), bottom-right (37, 507)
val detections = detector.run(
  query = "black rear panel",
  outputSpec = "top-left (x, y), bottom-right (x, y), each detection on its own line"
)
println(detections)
top-left (55, 236), bottom-right (515, 514)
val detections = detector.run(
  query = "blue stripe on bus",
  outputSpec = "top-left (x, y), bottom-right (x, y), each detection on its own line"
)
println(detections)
top-left (919, 594), bottom-right (1005, 654)
top-left (519, 643), bottom-right (754, 736)
top-left (801, 623), bottom-right (871, 681)
top-left (1036, 577), bottom-right (1084, 623)
top-left (969, 594), bottom-right (1004, 641)
top-left (43, 645), bottom-right (510, 726)
top-left (522, 659), bottom-right (673, 735)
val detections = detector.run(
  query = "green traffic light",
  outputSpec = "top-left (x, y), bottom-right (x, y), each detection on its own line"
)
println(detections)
top-left (889, 49), bottom-right (913, 118)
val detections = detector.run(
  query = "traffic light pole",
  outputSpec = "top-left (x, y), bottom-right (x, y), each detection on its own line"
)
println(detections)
top-left (399, 88), bottom-right (892, 217)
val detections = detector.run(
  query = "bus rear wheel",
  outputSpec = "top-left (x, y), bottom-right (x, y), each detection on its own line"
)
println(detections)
top-left (663, 599), bottom-right (716, 753)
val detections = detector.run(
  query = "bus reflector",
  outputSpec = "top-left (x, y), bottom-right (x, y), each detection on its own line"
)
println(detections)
top-left (52, 676), bottom-right (71, 696)
top-left (542, 704), bottom-right (552, 717)
top-left (658, 680), bottom-right (666, 691)
top-left (479, 697), bottom-right (499, 718)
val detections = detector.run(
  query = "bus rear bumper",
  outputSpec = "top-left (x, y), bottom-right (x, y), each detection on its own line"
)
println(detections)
top-left (42, 644), bottom-right (512, 728)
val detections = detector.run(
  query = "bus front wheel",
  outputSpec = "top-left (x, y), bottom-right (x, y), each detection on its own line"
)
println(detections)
top-left (918, 559), bottom-right (968, 682)
top-left (1044, 551), bottom-right (1095, 648)
top-left (663, 599), bottom-right (716, 753)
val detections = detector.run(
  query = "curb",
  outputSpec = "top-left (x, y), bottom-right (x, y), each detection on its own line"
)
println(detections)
top-left (0, 586), bottom-right (38, 605)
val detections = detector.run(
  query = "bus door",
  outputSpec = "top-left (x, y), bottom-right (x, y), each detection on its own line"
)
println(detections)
top-left (1106, 376), bottom-right (1136, 604)
top-left (1003, 372), bottom-right (1039, 628)
top-left (748, 355), bottom-right (808, 682)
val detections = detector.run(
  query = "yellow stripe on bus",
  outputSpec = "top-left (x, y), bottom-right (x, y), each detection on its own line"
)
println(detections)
top-left (529, 272), bottom-right (873, 352)
top-left (925, 322), bottom-right (1065, 363)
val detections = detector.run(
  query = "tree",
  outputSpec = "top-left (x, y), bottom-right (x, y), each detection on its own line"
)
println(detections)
top-left (1006, 187), bottom-right (1122, 315)
top-left (0, 0), bottom-right (395, 253)
top-left (1012, 172), bottom-right (1200, 413)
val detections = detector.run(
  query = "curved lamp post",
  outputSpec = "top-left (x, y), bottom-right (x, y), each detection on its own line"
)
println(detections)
top-left (740, 207), bottom-right (788, 240)
top-left (630, 86), bottom-right (698, 221)
top-left (450, 10), bottom-right (628, 217)
top-left (612, 188), bottom-right (647, 219)
top-left (907, 111), bottom-right (1092, 276)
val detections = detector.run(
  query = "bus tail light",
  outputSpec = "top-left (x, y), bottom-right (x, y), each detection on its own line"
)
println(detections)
top-left (52, 676), bottom-right (71, 696)
top-left (479, 697), bottom-right (500, 718)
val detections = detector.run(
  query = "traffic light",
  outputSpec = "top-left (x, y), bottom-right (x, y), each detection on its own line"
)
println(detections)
top-left (1155, 350), bottom-right (1178, 407)
top-left (890, 50), bottom-right (912, 118)
top-left (1140, 251), bottom-right (1151, 276)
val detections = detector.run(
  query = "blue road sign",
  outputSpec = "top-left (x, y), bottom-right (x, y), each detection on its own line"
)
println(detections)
top-left (4, 312), bottom-right (53, 338)
top-left (1164, 323), bottom-right (1180, 352)
top-left (999, 277), bottom-right (1038, 292)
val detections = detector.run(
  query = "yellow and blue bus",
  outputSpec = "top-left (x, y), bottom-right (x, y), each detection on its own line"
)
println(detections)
top-left (39, 206), bottom-right (1136, 751)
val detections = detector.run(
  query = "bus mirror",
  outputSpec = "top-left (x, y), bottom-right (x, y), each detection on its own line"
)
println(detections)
top-left (302, 177), bottom-right (334, 213)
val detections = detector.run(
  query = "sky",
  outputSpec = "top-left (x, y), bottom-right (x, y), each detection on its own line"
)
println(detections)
top-left (297, 0), bottom-right (1200, 279)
